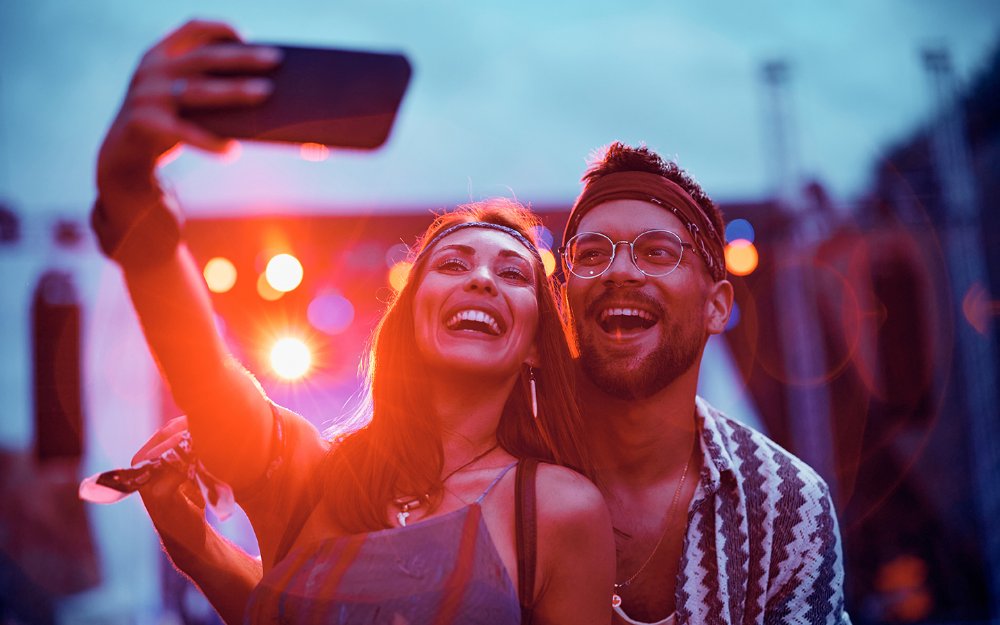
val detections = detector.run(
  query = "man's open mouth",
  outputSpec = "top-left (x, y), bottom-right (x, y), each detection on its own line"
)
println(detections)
top-left (597, 307), bottom-right (658, 333)
top-left (445, 309), bottom-right (504, 336)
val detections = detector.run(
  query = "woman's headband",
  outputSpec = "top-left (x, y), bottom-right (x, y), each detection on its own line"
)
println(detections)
top-left (415, 221), bottom-right (543, 264)
top-left (563, 171), bottom-right (726, 281)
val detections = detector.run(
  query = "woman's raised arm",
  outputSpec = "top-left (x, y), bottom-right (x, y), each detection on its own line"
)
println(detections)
top-left (95, 19), bottom-right (283, 488)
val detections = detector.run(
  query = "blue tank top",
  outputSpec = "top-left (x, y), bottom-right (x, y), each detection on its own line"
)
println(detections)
top-left (245, 462), bottom-right (521, 624)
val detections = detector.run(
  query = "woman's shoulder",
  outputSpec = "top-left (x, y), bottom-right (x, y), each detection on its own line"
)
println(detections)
top-left (532, 462), bottom-right (608, 528)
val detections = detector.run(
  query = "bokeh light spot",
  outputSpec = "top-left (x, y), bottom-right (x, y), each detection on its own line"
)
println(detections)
top-left (725, 239), bottom-right (759, 276)
top-left (308, 291), bottom-right (355, 335)
top-left (257, 273), bottom-right (284, 301)
top-left (389, 261), bottom-right (413, 292)
top-left (725, 218), bottom-right (755, 243)
top-left (203, 257), bottom-right (237, 293)
top-left (270, 338), bottom-right (311, 380)
top-left (540, 249), bottom-right (557, 277)
top-left (265, 253), bottom-right (304, 292)
top-left (531, 225), bottom-right (554, 249)
top-left (725, 301), bottom-right (741, 331)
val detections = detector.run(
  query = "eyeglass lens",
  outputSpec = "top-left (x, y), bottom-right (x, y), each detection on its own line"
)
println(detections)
top-left (565, 230), bottom-right (684, 278)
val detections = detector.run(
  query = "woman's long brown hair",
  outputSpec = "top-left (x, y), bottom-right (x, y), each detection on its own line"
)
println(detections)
top-left (323, 198), bottom-right (595, 533)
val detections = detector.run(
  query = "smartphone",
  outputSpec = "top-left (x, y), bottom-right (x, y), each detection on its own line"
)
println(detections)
top-left (181, 44), bottom-right (412, 149)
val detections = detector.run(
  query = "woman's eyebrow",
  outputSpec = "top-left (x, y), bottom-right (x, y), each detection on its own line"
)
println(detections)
top-left (498, 249), bottom-right (531, 263)
top-left (431, 243), bottom-right (475, 257)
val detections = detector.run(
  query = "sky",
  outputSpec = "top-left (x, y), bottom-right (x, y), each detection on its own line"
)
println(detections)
top-left (1, 1), bottom-right (998, 218)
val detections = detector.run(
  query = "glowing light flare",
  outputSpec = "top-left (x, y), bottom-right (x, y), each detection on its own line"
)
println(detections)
top-left (270, 337), bottom-right (312, 380)
top-left (725, 239), bottom-right (759, 276)
top-left (388, 261), bottom-right (413, 292)
top-left (257, 273), bottom-right (284, 301)
top-left (539, 249), bottom-right (556, 277)
top-left (203, 257), bottom-right (237, 293)
top-left (308, 291), bottom-right (355, 335)
top-left (265, 253), bottom-right (304, 292)
top-left (300, 142), bottom-right (330, 162)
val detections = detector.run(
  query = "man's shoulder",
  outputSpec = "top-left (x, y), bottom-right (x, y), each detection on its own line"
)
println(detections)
top-left (696, 397), bottom-right (831, 499)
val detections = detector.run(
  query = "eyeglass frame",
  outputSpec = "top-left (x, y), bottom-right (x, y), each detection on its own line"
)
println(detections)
top-left (559, 229), bottom-right (697, 280)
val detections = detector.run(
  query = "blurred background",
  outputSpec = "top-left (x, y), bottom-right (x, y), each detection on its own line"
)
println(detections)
top-left (2, 1), bottom-right (999, 623)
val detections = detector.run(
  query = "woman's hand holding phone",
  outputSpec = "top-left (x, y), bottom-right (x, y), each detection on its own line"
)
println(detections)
top-left (96, 19), bottom-right (281, 206)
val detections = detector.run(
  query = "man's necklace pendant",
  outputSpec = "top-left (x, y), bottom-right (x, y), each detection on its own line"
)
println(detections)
top-left (397, 510), bottom-right (410, 527)
top-left (612, 593), bottom-right (622, 607)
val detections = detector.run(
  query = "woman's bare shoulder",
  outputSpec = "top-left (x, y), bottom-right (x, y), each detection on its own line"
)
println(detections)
top-left (533, 463), bottom-right (608, 527)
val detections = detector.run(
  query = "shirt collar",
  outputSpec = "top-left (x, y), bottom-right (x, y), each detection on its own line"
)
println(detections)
top-left (694, 396), bottom-right (737, 491)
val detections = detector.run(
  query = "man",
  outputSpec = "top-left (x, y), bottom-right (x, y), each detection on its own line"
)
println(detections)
top-left (560, 143), bottom-right (848, 624)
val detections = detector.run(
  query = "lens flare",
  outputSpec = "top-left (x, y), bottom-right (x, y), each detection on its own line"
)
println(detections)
top-left (203, 257), bottom-right (237, 293)
top-left (725, 239), bottom-right (759, 276)
top-left (270, 338), bottom-right (311, 380)
top-left (265, 254), bottom-right (304, 292)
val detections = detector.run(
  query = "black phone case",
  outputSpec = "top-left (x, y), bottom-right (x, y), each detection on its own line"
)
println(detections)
top-left (182, 45), bottom-right (412, 149)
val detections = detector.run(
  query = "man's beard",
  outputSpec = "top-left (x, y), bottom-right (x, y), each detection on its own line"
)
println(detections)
top-left (573, 315), bottom-right (703, 400)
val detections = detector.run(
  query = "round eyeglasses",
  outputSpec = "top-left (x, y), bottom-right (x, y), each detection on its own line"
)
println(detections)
top-left (561, 230), bottom-right (696, 279)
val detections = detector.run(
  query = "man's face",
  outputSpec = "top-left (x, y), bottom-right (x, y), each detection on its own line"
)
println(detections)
top-left (564, 199), bottom-right (713, 400)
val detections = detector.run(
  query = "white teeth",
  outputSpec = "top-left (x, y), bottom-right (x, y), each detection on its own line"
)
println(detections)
top-left (599, 307), bottom-right (655, 323)
top-left (445, 309), bottom-right (502, 335)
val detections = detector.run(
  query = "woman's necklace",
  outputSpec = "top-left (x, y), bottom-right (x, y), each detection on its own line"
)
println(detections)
top-left (393, 441), bottom-right (500, 527)
top-left (611, 435), bottom-right (698, 608)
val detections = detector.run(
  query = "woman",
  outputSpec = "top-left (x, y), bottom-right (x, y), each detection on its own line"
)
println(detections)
top-left (95, 19), bottom-right (613, 624)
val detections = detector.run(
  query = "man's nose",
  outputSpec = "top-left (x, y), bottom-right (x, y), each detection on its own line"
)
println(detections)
top-left (602, 241), bottom-right (645, 287)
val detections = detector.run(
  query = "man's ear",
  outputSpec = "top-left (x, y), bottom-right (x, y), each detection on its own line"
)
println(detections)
top-left (704, 279), bottom-right (734, 336)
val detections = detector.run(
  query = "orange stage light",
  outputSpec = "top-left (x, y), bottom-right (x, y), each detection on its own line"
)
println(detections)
top-left (725, 239), bottom-right (759, 276)
top-left (265, 253), bottom-right (304, 292)
top-left (203, 257), bottom-right (237, 293)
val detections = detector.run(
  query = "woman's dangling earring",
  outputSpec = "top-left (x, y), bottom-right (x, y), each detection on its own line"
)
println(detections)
top-left (529, 367), bottom-right (538, 420)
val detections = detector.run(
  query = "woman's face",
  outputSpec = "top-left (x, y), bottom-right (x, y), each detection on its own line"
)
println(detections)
top-left (412, 228), bottom-right (540, 378)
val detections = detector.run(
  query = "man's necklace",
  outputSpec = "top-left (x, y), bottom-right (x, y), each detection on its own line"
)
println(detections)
top-left (611, 435), bottom-right (698, 608)
top-left (393, 441), bottom-right (500, 527)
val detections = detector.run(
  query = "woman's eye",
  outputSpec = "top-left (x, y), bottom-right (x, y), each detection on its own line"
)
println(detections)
top-left (499, 266), bottom-right (530, 282)
top-left (436, 258), bottom-right (469, 272)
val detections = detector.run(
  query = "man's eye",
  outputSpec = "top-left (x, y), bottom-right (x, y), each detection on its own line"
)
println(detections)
top-left (576, 249), bottom-right (610, 264)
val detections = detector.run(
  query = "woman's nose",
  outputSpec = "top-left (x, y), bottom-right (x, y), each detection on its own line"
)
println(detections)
top-left (464, 265), bottom-right (498, 295)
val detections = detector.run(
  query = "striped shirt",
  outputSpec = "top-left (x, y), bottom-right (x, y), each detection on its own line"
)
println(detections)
top-left (676, 398), bottom-right (851, 625)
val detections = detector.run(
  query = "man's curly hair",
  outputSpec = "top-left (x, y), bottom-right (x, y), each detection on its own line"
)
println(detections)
top-left (581, 142), bottom-right (725, 239)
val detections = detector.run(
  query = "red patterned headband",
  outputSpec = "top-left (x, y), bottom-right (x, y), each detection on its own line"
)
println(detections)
top-left (563, 171), bottom-right (726, 281)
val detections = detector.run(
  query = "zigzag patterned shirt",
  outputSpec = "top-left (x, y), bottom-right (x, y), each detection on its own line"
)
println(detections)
top-left (674, 398), bottom-right (851, 625)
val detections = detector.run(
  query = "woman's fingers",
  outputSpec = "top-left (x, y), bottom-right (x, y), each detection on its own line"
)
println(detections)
top-left (156, 19), bottom-right (243, 57)
top-left (173, 76), bottom-right (275, 109)
top-left (171, 42), bottom-right (282, 76)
